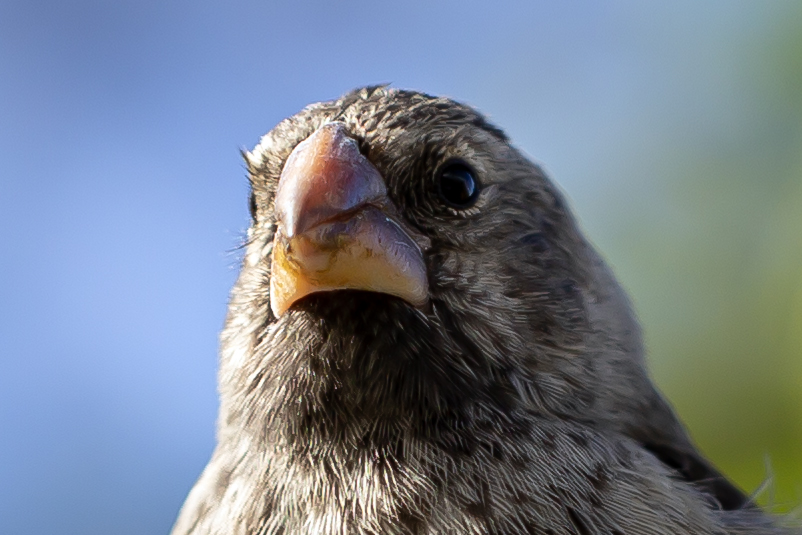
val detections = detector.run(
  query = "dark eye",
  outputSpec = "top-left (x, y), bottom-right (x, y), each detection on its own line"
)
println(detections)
top-left (436, 162), bottom-right (480, 208)
top-left (248, 192), bottom-right (258, 222)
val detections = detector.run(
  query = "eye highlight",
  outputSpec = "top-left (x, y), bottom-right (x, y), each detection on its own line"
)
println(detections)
top-left (436, 161), bottom-right (480, 209)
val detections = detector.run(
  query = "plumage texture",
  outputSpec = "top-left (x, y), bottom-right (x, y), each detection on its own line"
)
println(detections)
top-left (172, 87), bottom-right (796, 535)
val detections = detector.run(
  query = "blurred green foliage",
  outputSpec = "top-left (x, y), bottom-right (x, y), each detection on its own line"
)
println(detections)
top-left (601, 11), bottom-right (802, 509)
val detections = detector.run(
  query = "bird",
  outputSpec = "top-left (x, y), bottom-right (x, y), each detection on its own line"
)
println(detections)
top-left (171, 86), bottom-right (795, 534)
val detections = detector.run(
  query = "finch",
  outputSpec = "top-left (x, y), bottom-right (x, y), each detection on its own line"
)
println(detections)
top-left (172, 87), bottom-right (792, 535)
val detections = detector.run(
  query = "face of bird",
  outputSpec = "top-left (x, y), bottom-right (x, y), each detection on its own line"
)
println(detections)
top-left (223, 87), bottom-right (641, 438)
top-left (170, 89), bottom-right (761, 535)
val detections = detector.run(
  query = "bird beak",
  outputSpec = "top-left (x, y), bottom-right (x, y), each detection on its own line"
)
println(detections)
top-left (269, 122), bottom-right (430, 317)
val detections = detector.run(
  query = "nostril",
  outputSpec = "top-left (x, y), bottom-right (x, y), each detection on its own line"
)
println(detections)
top-left (356, 138), bottom-right (372, 158)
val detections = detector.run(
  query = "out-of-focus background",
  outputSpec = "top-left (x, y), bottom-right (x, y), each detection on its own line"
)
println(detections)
top-left (1, 1), bottom-right (801, 533)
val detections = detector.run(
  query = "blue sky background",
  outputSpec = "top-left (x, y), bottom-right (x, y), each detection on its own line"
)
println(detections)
top-left (2, 2), bottom-right (801, 534)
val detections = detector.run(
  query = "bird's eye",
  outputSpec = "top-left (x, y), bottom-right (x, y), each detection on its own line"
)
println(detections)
top-left (248, 192), bottom-right (258, 222)
top-left (436, 162), bottom-right (480, 209)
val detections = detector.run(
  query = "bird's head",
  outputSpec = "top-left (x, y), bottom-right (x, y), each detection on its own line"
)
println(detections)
top-left (221, 87), bottom-right (652, 443)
